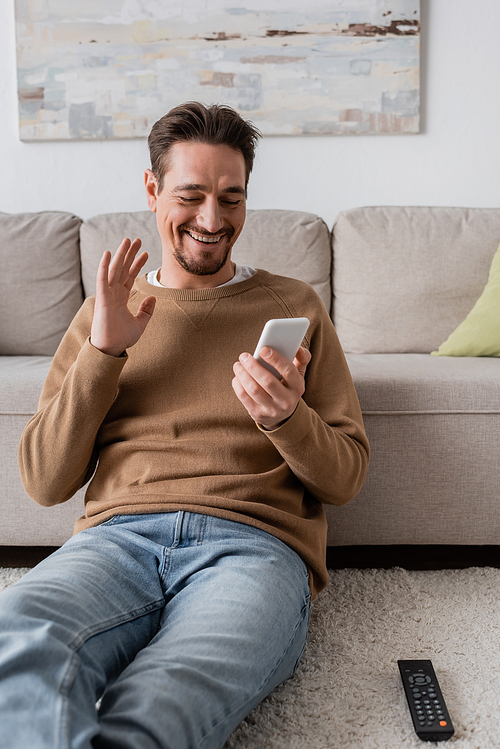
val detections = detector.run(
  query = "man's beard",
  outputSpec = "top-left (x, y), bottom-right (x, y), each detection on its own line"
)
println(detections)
top-left (173, 225), bottom-right (235, 277)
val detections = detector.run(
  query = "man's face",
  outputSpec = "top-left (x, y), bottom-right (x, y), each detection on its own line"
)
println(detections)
top-left (145, 141), bottom-right (247, 288)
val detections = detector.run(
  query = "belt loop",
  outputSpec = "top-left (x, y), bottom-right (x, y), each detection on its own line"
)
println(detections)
top-left (171, 511), bottom-right (184, 549)
top-left (197, 514), bottom-right (208, 546)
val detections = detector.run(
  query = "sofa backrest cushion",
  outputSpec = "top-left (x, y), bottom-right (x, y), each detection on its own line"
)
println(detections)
top-left (0, 211), bottom-right (83, 355)
top-left (332, 206), bottom-right (500, 353)
top-left (80, 211), bottom-right (161, 299)
top-left (80, 209), bottom-right (331, 311)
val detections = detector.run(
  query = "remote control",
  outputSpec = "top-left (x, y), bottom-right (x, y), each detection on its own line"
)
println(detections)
top-left (398, 660), bottom-right (454, 742)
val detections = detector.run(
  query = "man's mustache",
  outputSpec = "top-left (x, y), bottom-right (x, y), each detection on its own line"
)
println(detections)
top-left (179, 224), bottom-right (235, 239)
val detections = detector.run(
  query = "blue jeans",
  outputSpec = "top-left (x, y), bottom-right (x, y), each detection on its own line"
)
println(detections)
top-left (0, 512), bottom-right (311, 749)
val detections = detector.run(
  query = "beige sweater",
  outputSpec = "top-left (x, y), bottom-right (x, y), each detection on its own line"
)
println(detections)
top-left (19, 270), bottom-right (369, 597)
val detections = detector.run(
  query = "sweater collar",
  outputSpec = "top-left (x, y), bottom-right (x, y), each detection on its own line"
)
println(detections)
top-left (135, 268), bottom-right (267, 301)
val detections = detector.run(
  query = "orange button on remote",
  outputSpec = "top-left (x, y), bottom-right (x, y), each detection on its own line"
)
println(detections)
top-left (439, 721), bottom-right (448, 727)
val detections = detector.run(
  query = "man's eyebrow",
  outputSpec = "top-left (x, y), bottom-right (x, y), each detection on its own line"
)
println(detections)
top-left (224, 186), bottom-right (246, 196)
top-left (174, 183), bottom-right (205, 192)
top-left (174, 183), bottom-right (246, 195)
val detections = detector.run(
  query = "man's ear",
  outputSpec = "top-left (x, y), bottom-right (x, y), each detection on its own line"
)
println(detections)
top-left (144, 169), bottom-right (158, 213)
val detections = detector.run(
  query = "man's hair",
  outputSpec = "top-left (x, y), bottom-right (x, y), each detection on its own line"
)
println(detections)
top-left (148, 101), bottom-right (261, 193)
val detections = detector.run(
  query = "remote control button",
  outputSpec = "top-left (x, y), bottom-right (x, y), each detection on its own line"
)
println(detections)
top-left (413, 692), bottom-right (421, 698)
top-left (440, 721), bottom-right (448, 727)
top-left (413, 674), bottom-right (431, 685)
top-left (428, 692), bottom-right (436, 698)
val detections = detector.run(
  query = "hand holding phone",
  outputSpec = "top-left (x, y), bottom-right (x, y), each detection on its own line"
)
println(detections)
top-left (232, 317), bottom-right (311, 430)
top-left (253, 318), bottom-right (310, 379)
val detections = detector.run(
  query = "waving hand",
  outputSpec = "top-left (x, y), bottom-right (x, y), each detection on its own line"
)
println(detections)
top-left (90, 238), bottom-right (156, 357)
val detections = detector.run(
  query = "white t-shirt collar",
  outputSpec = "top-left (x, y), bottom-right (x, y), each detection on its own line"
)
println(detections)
top-left (146, 264), bottom-right (256, 289)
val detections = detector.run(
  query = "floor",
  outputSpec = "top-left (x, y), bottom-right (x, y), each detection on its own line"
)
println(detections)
top-left (1, 545), bottom-right (499, 570)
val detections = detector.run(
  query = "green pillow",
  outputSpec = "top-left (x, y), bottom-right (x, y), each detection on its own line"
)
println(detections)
top-left (431, 241), bottom-right (500, 357)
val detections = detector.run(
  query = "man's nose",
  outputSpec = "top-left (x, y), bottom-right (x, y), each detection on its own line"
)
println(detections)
top-left (197, 198), bottom-right (224, 234)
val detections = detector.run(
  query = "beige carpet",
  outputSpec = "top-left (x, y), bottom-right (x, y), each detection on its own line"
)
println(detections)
top-left (2, 566), bottom-right (499, 748)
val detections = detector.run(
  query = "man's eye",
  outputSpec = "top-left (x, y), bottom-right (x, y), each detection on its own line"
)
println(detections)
top-left (179, 197), bottom-right (199, 202)
top-left (222, 199), bottom-right (241, 206)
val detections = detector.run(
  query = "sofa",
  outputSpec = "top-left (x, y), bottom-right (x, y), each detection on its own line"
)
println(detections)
top-left (1, 206), bottom-right (500, 549)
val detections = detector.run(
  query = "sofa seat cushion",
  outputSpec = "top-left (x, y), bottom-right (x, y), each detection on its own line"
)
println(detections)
top-left (346, 353), bottom-right (500, 413)
top-left (0, 212), bottom-right (83, 356)
top-left (0, 356), bottom-right (84, 546)
top-left (326, 353), bottom-right (500, 547)
top-left (0, 356), bottom-right (53, 414)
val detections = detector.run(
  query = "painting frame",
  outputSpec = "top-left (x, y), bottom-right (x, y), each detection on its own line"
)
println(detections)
top-left (15, 0), bottom-right (420, 140)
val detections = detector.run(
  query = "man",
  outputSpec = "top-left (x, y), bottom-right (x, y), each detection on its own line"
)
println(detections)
top-left (0, 102), bottom-right (369, 749)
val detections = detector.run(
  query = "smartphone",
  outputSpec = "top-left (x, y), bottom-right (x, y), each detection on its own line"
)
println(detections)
top-left (253, 317), bottom-right (310, 378)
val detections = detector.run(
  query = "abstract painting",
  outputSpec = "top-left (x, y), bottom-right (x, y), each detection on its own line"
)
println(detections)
top-left (15, 0), bottom-right (420, 140)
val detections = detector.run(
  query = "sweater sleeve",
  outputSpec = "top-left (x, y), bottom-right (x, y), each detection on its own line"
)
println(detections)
top-left (18, 298), bottom-right (128, 507)
top-left (259, 309), bottom-right (370, 507)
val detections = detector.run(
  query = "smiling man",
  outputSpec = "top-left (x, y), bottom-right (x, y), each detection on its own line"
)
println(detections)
top-left (146, 139), bottom-right (246, 284)
top-left (0, 102), bottom-right (369, 749)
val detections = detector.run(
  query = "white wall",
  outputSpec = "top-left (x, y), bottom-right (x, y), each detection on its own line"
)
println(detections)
top-left (1, 0), bottom-right (499, 227)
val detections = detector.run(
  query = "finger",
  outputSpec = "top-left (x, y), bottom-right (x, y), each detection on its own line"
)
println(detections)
top-left (239, 352), bottom-right (281, 397)
top-left (235, 354), bottom-right (282, 400)
top-left (120, 238), bottom-right (143, 283)
top-left (231, 373), bottom-right (252, 409)
top-left (257, 348), bottom-right (300, 386)
top-left (293, 346), bottom-right (312, 378)
top-left (233, 358), bottom-right (264, 397)
top-left (125, 249), bottom-right (149, 290)
top-left (231, 371), bottom-right (273, 423)
top-left (136, 295), bottom-right (156, 325)
top-left (96, 250), bottom-right (112, 298)
top-left (108, 238), bottom-right (132, 285)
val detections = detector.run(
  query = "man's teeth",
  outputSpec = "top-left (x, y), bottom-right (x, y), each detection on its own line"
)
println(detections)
top-left (187, 231), bottom-right (223, 243)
